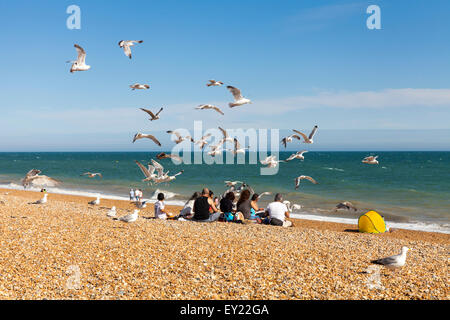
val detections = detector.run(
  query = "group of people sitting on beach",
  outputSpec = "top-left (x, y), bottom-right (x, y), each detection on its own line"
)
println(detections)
top-left (153, 187), bottom-right (292, 228)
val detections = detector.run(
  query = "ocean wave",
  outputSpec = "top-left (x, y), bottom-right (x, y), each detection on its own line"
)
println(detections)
top-left (0, 183), bottom-right (186, 207)
top-left (290, 212), bottom-right (450, 234)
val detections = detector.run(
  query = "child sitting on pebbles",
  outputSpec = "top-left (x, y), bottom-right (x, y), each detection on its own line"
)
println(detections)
top-left (154, 193), bottom-right (174, 220)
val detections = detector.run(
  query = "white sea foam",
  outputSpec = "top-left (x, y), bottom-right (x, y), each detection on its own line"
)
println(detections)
top-left (323, 167), bottom-right (345, 172)
top-left (290, 212), bottom-right (450, 234)
top-left (0, 183), bottom-right (185, 206)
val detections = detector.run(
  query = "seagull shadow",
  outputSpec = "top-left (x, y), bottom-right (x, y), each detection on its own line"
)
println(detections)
top-left (344, 229), bottom-right (359, 233)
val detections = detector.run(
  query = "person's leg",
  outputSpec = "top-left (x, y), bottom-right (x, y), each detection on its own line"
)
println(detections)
top-left (208, 212), bottom-right (221, 222)
top-left (270, 218), bottom-right (283, 226)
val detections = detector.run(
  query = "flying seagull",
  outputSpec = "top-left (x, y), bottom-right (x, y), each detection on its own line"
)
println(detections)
top-left (140, 107), bottom-right (163, 121)
top-left (153, 170), bottom-right (184, 184)
top-left (283, 200), bottom-right (301, 212)
top-left (167, 131), bottom-right (194, 144)
top-left (371, 247), bottom-right (411, 269)
top-left (135, 160), bottom-right (157, 182)
top-left (285, 151), bottom-right (308, 162)
top-left (295, 175), bottom-right (318, 189)
top-left (281, 134), bottom-right (302, 148)
top-left (208, 143), bottom-right (224, 156)
top-left (231, 138), bottom-right (249, 155)
top-left (118, 40), bottom-right (143, 59)
top-left (132, 133), bottom-right (161, 146)
top-left (224, 181), bottom-right (243, 187)
top-left (293, 125), bottom-right (318, 144)
top-left (195, 133), bottom-right (212, 149)
top-left (68, 44), bottom-right (90, 73)
top-left (81, 172), bottom-right (103, 178)
top-left (22, 169), bottom-right (60, 188)
top-left (227, 86), bottom-right (252, 108)
top-left (207, 80), bottom-right (224, 87)
top-left (119, 209), bottom-right (139, 223)
top-left (362, 156), bottom-right (379, 165)
top-left (218, 127), bottom-right (234, 144)
top-left (260, 155), bottom-right (285, 168)
top-left (156, 152), bottom-right (182, 162)
top-left (130, 83), bottom-right (150, 90)
top-left (196, 104), bottom-right (224, 115)
top-left (334, 201), bottom-right (357, 212)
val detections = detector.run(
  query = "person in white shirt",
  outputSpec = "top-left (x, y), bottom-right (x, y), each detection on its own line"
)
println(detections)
top-left (154, 193), bottom-right (172, 219)
top-left (265, 193), bottom-right (292, 227)
top-left (129, 189), bottom-right (135, 201)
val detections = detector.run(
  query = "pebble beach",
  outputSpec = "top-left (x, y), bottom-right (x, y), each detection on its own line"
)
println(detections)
top-left (0, 188), bottom-right (448, 300)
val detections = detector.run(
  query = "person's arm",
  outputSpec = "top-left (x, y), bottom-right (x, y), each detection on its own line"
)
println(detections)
top-left (208, 197), bottom-right (219, 213)
top-left (250, 201), bottom-right (259, 211)
top-left (285, 211), bottom-right (290, 219)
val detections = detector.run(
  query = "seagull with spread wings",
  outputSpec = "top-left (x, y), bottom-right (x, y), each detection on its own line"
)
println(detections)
top-left (195, 133), bottom-right (212, 149)
top-left (281, 133), bottom-right (302, 148)
top-left (156, 152), bottom-right (182, 162)
top-left (293, 125), bottom-right (318, 144)
top-left (196, 104), bottom-right (224, 115)
top-left (295, 175), bottom-right (318, 189)
top-left (260, 155), bottom-right (284, 168)
top-left (81, 172), bottom-right (103, 178)
top-left (362, 155), bottom-right (379, 164)
top-left (135, 160), bottom-right (157, 182)
top-left (22, 169), bottom-right (60, 188)
top-left (208, 143), bottom-right (224, 156)
top-left (218, 127), bottom-right (234, 144)
top-left (130, 83), bottom-right (150, 90)
top-left (167, 131), bottom-right (194, 144)
top-left (140, 107), bottom-right (163, 121)
top-left (68, 44), bottom-right (90, 73)
top-left (207, 80), bottom-right (224, 87)
top-left (230, 138), bottom-right (249, 155)
top-left (334, 201), bottom-right (357, 212)
top-left (118, 40), bottom-right (143, 59)
top-left (227, 86), bottom-right (252, 108)
top-left (132, 133), bottom-right (161, 147)
top-left (285, 151), bottom-right (308, 162)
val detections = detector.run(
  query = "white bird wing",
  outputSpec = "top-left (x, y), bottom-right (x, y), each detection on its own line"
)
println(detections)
top-left (212, 106), bottom-right (224, 115)
top-left (123, 45), bottom-right (132, 58)
top-left (74, 44), bottom-right (86, 64)
top-left (218, 127), bottom-right (229, 139)
top-left (227, 86), bottom-right (243, 101)
top-left (144, 134), bottom-right (161, 146)
top-left (151, 159), bottom-right (165, 176)
top-left (302, 175), bottom-right (318, 184)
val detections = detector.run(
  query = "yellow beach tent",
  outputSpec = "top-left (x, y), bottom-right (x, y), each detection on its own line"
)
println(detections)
top-left (358, 211), bottom-right (387, 234)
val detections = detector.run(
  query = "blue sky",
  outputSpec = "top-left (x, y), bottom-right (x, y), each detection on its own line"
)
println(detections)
top-left (0, 0), bottom-right (449, 151)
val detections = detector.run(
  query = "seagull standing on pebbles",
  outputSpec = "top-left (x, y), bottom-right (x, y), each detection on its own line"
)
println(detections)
top-left (294, 125), bottom-right (318, 144)
top-left (207, 80), bottom-right (224, 87)
top-left (88, 195), bottom-right (100, 205)
top-left (34, 193), bottom-right (48, 204)
top-left (196, 104), bottom-right (224, 115)
top-left (130, 83), bottom-right (150, 90)
top-left (371, 247), bottom-right (411, 270)
top-left (285, 151), bottom-right (308, 161)
top-left (227, 86), bottom-right (252, 108)
top-left (118, 40), bottom-right (143, 59)
top-left (140, 107), bottom-right (163, 121)
top-left (107, 206), bottom-right (117, 217)
top-left (132, 133), bottom-right (161, 147)
top-left (295, 175), bottom-right (318, 189)
top-left (68, 44), bottom-right (90, 73)
top-left (119, 209), bottom-right (139, 223)
top-left (362, 156), bottom-right (379, 164)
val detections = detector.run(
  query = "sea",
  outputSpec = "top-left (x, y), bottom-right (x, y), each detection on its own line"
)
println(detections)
top-left (0, 151), bottom-right (449, 234)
